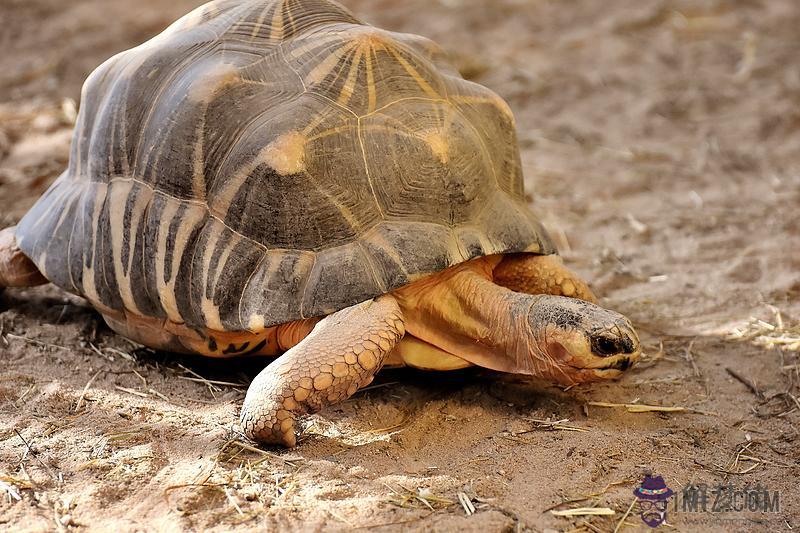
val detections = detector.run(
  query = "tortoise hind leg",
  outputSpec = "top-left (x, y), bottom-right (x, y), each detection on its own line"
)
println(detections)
top-left (240, 294), bottom-right (405, 447)
top-left (493, 253), bottom-right (597, 303)
top-left (0, 227), bottom-right (48, 289)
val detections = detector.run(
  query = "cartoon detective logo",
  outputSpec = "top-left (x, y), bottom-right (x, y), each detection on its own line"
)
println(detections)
top-left (633, 474), bottom-right (674, 528)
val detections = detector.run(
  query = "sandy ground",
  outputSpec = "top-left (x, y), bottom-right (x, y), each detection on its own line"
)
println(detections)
top-left (1, 0), bottom-right (799, 531)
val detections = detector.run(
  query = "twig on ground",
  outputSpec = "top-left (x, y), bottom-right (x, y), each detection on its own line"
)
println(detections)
top-left (115, 385), bottom-right (149, 398)
top-left (545, 479), bottom-right (633, 512)
top-left (74, 370), bottom-right (102, 412)
top-left (177, 376), bottom-right (245, 388)
top-left (103, 347), bottom-right (136, 361)
top-left (684, 339), bottom-right (701, 378)
top-left (0, 479), bottom-right (21, 501)
top-left (614, 498), bottom-right (637, 533)
top-left (728, 307), bottom-right (800, 351)
top-left (383, 482), bottom-right (453, 510)
top-left (551, 507), bottom-right (615, 517)
top-left (88, 342), bottom-right (114, 362)
top-left (725, 367), bottom-right (764, 400)
top-left (521, 417), bottom-right (590, 433)
top-left (177, 364), bottom-right (222, 397)
top-left (14, 429), bottom-right (55, 480)
top-left (457, 491), bottom-right (476, 515)
top-left (220, 439), bottom-right (302, 468)
top-left (587, 401), bottom-right (716, 416)
top-left (7, 334), bottom-right (70, 352)
top-left (224, 486), bottom-right (244, 515)
top-left (132, 370), bottom-right (147, 387)
top-left (356, 381), bottom-right (399, 393)
top-left (148, 388), bottom-right (170, 402)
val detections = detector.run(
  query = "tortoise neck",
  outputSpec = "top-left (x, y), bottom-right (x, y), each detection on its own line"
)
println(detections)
top-left (392, 256), bottom-right (547, 374)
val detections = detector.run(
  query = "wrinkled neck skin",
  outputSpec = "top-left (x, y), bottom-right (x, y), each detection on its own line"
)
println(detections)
top-left (392, 256), bottom-right (555, 377)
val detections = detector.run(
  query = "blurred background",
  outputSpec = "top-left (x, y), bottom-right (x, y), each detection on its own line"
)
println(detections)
top-left (1, 1), bottom-right (798, 531)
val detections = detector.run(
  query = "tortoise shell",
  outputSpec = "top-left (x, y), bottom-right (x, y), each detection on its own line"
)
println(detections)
top-left (16, 0), bottom-right (555, 333)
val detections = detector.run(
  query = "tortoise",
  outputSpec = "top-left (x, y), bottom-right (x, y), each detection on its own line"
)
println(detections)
top-left (0, 0), bottom-right (640, 447)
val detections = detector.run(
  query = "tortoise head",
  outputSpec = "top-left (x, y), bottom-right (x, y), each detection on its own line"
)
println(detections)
top-left (525, 296), bottom-right (641, 384)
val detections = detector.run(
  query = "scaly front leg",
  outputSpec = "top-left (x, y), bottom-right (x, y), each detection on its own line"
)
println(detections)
top-left (240, 294), bottom-right (405, 447)
top-left (493, 253), bottom-right (597, 303)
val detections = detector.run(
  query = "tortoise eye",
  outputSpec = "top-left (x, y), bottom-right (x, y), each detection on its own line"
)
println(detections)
top-left (591, 335), bottom-right (622, 356)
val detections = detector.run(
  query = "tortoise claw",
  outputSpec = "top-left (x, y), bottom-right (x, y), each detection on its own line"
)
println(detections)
top-left (240, 400), bottom-right (298, 447)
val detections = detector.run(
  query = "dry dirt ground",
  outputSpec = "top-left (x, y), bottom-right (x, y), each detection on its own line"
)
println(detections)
top-left (1, 0), bottom-right (799, 531)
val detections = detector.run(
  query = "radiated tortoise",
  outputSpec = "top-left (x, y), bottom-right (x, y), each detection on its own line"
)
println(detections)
top-left (0, 0), bottom-right (640, 447)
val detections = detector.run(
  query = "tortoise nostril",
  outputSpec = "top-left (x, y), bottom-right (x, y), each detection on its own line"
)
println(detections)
top-left (619, 328), bottom-right (639, 354)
